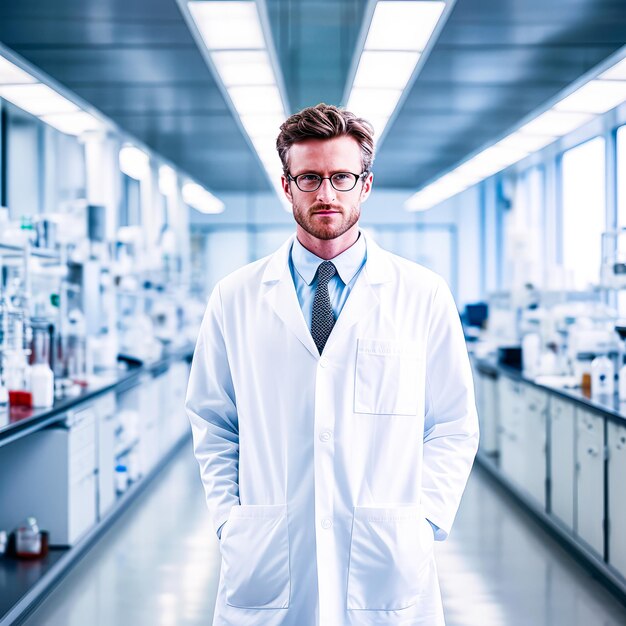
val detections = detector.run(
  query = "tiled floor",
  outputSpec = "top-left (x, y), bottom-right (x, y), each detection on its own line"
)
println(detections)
top-left (21, 441), bottom-right (626, 625)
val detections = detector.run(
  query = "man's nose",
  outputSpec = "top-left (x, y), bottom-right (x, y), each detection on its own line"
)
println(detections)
top-left (315, 178), bottom-right (336, 203)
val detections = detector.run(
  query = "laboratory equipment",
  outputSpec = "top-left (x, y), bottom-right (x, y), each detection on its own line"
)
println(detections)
top-left (522, 332), bottom-right (541, 376)
top-left (30, 327), bottom-right (53, 408)
top-left (15, 517), bottom-right (43, 558)
top-left (591, 355), bottom-right (615, 397)
top-left (601, 229), bottom-right (626, 289)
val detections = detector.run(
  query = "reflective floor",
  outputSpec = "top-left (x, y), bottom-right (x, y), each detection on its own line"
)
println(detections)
top-left (22, 441), bottom-right (626, 626)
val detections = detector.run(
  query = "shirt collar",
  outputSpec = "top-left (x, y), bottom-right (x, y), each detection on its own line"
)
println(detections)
top-left (290, 232), bottom-right (367, 286)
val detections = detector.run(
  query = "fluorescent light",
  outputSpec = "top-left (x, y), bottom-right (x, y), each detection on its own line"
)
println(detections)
top-left (366, 117), bottom-right (390, 138)
top-left (497, 131), bottom-right (556, 153)
top-left (0, 83), bottom-right (78, 116)
top-left (460, 151), bottom-right (509, 180)
top-left (119, 145), bottom-right (150, 180)
top-left (182, 182), bottom-right (224, 214)
top-left (599, 57), bottom-right (626, 81)
top-left (364, 1), bottom-right (445, 51)
top-left (188, 1), bottom-right (265, 50)
top-left (185, 1), bottom-right (288, 204)
top-left (228, 85), bottom-right (283, 115)
top-left (518, 109), bottom-right (592, 136)
top-left (353, 51), bottom-right (420, 89)
top-left (0, 56), bottom-right (36, 84)
top-left (405, 184), bottom-right (449, 211)
top-left (345, 2), bottom-right (447, 145)
top-left (211, 50), bottom-right (274, 86)
top-left (347, 87), bottom-right (402, 119)
top-left (554, 79), bottom-right (626, 114)
top-left (405, 48), bottom-right (626, 214)
top-left (159, 165), bottom-right (178, 196)
top-left (240, 114), bottom-right (284, 137)
top-left (40, 111), bottom-right (102, 135)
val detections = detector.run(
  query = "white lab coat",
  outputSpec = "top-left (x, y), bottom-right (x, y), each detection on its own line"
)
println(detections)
top-left (186, 233), bottom-right (479, 626)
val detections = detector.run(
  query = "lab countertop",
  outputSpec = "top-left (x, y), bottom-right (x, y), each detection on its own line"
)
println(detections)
top-left (0, 344), bottom-right (195, 448)
top-left (472, 354), bottom-right (626, 425)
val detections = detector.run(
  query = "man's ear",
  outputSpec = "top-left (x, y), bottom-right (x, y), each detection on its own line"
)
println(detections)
top-left (360, 172), bottom-right (374, 202)
top-left (281, 175), bottom-right (293, 203)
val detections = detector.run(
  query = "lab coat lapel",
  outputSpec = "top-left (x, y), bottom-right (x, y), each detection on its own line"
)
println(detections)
top-left (324, 233), bottom-right (394, 346)
top-left (262, 235), bottom-right (319, 360)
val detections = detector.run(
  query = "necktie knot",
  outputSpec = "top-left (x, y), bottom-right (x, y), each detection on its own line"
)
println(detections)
top-left (316, 261), bottom-right (336, 284)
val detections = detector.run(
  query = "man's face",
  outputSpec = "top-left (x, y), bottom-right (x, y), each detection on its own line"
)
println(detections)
top-left (281, 136), bottom-right (373, 242)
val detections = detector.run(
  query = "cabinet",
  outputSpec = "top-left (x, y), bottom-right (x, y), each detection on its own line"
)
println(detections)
top-left (138, 373), bottom-right (160, 474)
top-left (575, 407), bottom-right (605, 557)
top-left (0, 405), bottom-right (97, 546)
top-left (608, 420), bottom-right (626, 578)
top-left (95, 392), bottom-right (117, 518)
top-left (549, 396), bottom-right (576, 530)
top-left (522, 385), bottom-right (548, 508)
top-left (498, 376), bottom-right (524, 484)
top-left (474, 368), bottom-right (498, 455)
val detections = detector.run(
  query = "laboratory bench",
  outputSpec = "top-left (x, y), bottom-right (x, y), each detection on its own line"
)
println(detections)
top-left (471, 353), bottom-right (626, 606)
top-left (0, 344), bottom-right (195, 626)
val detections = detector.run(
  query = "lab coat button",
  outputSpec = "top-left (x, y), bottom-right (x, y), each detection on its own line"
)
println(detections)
top-left (319, 430), bottom-right (332, 442)
top-left (321, 517), bottom-right (333, 529)
top-left (319, 356), bottom-right (329, 368)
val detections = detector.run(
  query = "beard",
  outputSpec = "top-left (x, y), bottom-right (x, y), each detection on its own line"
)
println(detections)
top-left (292, 201), bottom-right (361, 241)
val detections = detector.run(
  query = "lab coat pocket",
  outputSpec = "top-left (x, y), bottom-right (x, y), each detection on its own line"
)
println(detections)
top-left (221, 504), bottom-right (290, 609)
top-left (347, 505), bottom-right (433, 611)
top-left (354, 339), bottom-right (420, 415)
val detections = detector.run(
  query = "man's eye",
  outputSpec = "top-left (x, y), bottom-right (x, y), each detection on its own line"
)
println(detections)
top-left (299, 174), bottom-right (319, 182)
top-left (333, 174), bottom-right (350, 181)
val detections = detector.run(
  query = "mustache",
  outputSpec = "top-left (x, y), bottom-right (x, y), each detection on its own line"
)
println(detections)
top-left (310, 203), bottom-right (342, 213)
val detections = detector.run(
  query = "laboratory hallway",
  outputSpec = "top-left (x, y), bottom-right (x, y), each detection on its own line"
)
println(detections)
top-left (18, 441), bottom-right (626, 626)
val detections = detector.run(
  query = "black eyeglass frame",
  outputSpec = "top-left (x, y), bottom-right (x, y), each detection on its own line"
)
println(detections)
top-left (286, 170), bottom-right (369, 192)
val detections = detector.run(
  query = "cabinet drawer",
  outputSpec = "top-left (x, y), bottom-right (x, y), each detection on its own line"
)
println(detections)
top-left (69, 472), bottom-right (96, 544)
top-left (94, 392), bottom-right (116, 419)
top-left (70, 442), bottom-right (96, 481)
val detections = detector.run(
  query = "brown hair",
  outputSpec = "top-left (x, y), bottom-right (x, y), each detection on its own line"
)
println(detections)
top-left (276, 103), bottom-right (375, 175)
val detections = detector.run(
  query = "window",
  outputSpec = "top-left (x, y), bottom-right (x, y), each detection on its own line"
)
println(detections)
top-left (522, 166), bottom-right (545, 287)
top-left (5, 102), bottom-right (42, 219)
top-left (618, 125), bottom-right (626, 227)
top-left (561, 137), bottom-right (606, 290)
top-left (120, 173), bottom-right (141, 227)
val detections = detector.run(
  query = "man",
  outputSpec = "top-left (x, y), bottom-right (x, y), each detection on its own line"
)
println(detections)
top-left (185, 103), bottom-right (479, 626)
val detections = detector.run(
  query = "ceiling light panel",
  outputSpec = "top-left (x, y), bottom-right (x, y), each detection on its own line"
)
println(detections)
top-left (182, 182), bottom-right (224, 214)
top-left (518, 110), bottom-right (592, 137)
top-left (405, 48), bottom-right (626, 213)
top-left (211, 50), bottom-right (274, 86)
top-left (40, 111), bottom-right (102, 136)
top-left (119, 145), bottom-right (150, 181)
top-left (0, 56), bottom-right (36, 84)
top-left (599, 56), bottom-right (626, 81)
top-left (345, 1), bottom-right (448, 148)
top-left (497, 132), bottom-right (556, 153)
top-left (186, 1), bottom-right (288, 203)
top-left (240, 113), bottom-right (284, 137)
top-left (0, 83), bottom-right (78, 116)
top-left (554, 79), bottom-right (626, 115)
top-left (364, 1), bottom-right (445, 51)
top-left (353, 51), bottom-right (421, 89)
top-left (228, 85), bottom-right (284, 115)
top-left (159, 165), bottom-right (178, 196)
top-left (348, 87), bottom-right (403, 119)
top-left (188, 1), bottom-right (265, 50)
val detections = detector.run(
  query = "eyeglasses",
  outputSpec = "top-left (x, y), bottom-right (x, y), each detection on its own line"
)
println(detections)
top-left (287, 171), bottom-right (368, 192)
